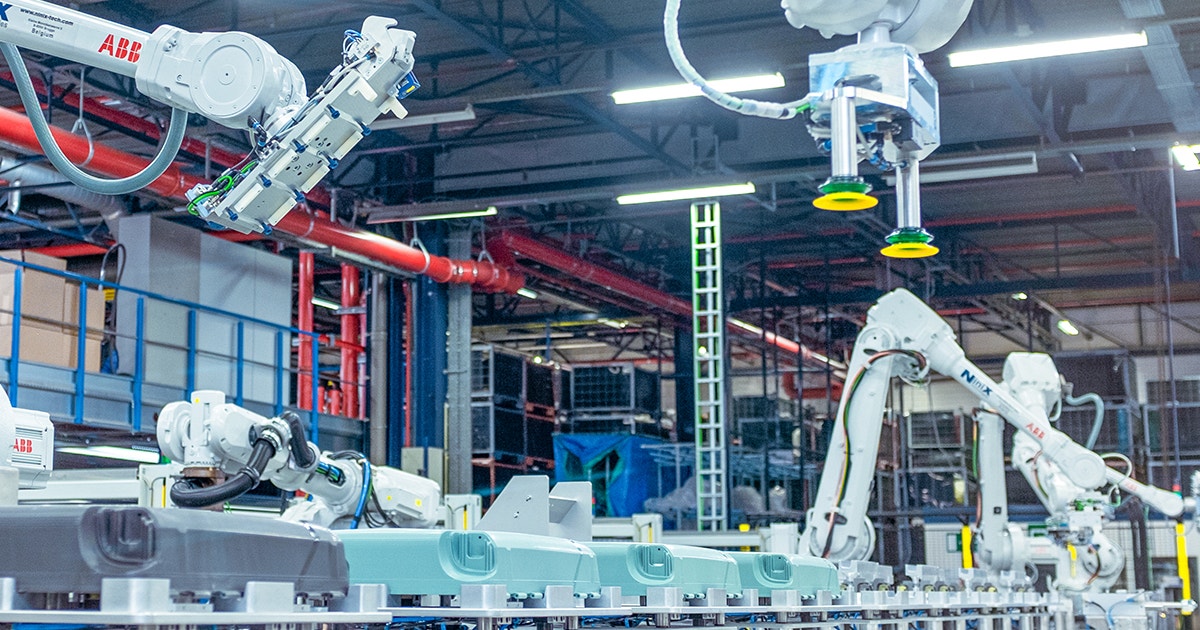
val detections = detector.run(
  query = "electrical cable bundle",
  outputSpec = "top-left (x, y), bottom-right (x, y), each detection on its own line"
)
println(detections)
top-left (821, 348), bottom-right (928, 558)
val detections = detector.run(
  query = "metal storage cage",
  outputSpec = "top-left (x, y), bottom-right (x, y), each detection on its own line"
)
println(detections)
top-left (471, 401), bottom-right (526, 457)
top-left (471, 344), bottom-right (525, 408)
top-left (1053, 350), bottom-right (1137, 402)
top-left (525, 361), bottom-right (556, 412)
top-left (569, 364), bottom-right (660, 413)
top-left (492, 350), bottom-right (525, 408)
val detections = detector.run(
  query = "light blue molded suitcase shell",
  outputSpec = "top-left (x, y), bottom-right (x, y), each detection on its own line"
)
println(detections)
top-left (583, 542), bottom-right (742, 597)
top-left (339, 529), bottom-right (601, 597)
top-left (728, 552), bottom-right (841, 598)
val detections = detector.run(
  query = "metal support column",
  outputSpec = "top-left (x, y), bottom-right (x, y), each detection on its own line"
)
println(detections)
top-left (692, 201), bottom-right (727, 531)
top-left (445, 227), bottom-right (473, 494)
top-left (411, 227), bottom-right (448, 451)
top-left (369, 272), bottom-right (390, 464)
top-left (385, 276), bottom-right (407, 468)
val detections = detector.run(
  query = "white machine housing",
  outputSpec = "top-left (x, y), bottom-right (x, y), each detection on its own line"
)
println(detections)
top-left (0, 385), bottom-right (53, 490)
top-left (781, 0), bottom-right (974, 53)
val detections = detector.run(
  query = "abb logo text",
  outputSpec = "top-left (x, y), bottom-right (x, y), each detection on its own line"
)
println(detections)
top-left (12, 438), bottom-right (33, 454)
top-left (98, 34), bottom-right (141, 63)
top-left (1025, 423), bottom-right (1046, 440)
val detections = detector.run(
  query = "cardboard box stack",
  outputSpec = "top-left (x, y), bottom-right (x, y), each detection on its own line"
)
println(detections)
top-left (0, 250), bottom-right (104, 371)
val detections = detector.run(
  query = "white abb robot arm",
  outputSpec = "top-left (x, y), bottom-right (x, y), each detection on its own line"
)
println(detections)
top-left (801, 289), bottom-right (1108, 562)
top-left (0, 0), bottom-right (418, 233)
top-left (157, 391), bottom-right (440, 529)
top-left (974, 353), bottom-right (1190, 594)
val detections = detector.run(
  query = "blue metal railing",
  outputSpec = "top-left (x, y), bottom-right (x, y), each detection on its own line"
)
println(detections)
top-left (0, 255), bottom-right (324, 437)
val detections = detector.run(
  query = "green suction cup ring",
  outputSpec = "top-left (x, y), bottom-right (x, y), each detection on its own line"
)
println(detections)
top-left (818, 178), bottom-right (872, 195)
top-left (885, 228), bottom-right (935, 245)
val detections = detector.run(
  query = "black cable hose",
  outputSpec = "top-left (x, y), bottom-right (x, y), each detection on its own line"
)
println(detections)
top-left (170, 438), bottom-right (276, 508)
top-left (280, 411), bottom-right (317, 469)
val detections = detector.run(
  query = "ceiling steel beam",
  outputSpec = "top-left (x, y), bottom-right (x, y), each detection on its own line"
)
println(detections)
top-left (1120, 0), bottom-right (1200, 132)
top-left (731, 270), bottom-right (1192, 310)
top-left (404, 0), bottom-right (692, 176)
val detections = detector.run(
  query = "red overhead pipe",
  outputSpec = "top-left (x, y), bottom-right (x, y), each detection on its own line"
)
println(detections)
top-left (0, 106), bottom-right (523, 292)
top-left (30, 243), bottom-right (108, 257)
top-left (340, 263), bottom-right (362, 419)
top-left (273, 211), bottom-right (523, 293)
top-left (497, 231), bottom-right (833, 371)
top-left (0, 73), bottom-right (334, 208)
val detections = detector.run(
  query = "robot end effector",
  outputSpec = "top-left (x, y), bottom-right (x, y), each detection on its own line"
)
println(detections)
top-left (157, 391), bottom-right (441, 528)
top-left (0, 1), bottom-right (418, 234)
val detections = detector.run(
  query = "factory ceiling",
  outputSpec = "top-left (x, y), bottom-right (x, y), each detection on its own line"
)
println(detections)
top-left (1, 0), bottom-right (1199, 366)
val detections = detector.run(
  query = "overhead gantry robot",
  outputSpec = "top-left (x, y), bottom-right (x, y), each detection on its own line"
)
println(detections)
top-left (665, 0), bottom-right (973, 257)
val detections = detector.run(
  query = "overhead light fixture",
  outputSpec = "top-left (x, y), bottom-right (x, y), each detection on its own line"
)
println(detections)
top-left (948, 31), bottom-right (1148, 67)
top-left (612, 73), bottom-right (785, 105)
top-left (58, 445), bottom-right (161, 464)
top-left (728, 318), bottom-right (765, 336)
top-left (599, 318), bottom-right (628, 329)
top-left (1057, 319), bottom-right (1080, 336)
top-left (1171, 144), bottom-right (1200, 171)
top-left (372, 106), bottom-right (477, 130)
top-left (516, 288), bottom-right (539, 300)
top-left (377, 206), bottom-right (498, 223)
top-left (884, 152), bottom-right (1038, 185)
top-left (312, 297), bottom-right (341, 311)
top-left (1012, 292), bottom-right (1029, 301)
top-left (617, 182), bottom-right (756, 205)
top-left (529, 341), bottom-right (610, 351)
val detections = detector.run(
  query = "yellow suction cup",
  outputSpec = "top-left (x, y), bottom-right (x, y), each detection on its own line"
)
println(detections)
top-left (881, 241), bottom-right (940, 258)
top-left (814, 191), bottom-right (878, 211)
top-left (881, 228), bottom-right (939, 259)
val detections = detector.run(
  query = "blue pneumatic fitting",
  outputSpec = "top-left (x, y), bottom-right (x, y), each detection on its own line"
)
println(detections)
top-left (321, 153), bottom-right (339, 169)
top-left (261, 223), bottom-right (273, 235)
top-left (294, 190), bottom-right (306, 204)
top-left (397, 71), bottom-right (420, 99)
top-left (227, 211), bottom-right (238, 221)
top-left (259, 175), bottom-right (272, 188)
top-left (292, 140), bottom-right (307, 153)
top-left (326, 105), bottom-right (341, 119)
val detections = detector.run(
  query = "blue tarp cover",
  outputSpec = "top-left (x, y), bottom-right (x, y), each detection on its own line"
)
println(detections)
top-left (553, 433), bottom-right (672, 517)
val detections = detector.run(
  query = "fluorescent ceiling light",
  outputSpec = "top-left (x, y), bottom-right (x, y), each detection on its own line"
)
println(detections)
top-left (1012, 292), bottom-right (1028, 301)
top-left (728, 318), bottom-right (765, 336)
top-left (1172, 145), bottom-right (1200, 171)
top-left (612, 73), bottom-right (785, 104)
top-left (1057, 319), bottom-right (1080, 336)
top-left (372, 106), bottom-right (477, 130)
top-left (387, 206), bottom-right (498, 223)
top-left (58, 445), bottom-right (161, 464)
top-left (599, 318), bottom-right (628, 329)
top-left (528, 341), bottom-right (609, 350)
top-left (617, 182), bottom-right (756, 205)
top-left (312, 297), bottom-right (341, 310)
top-left (516, 288), bottom-right (539, 300)
top-left (884, 152), bottom-right (1038, 185)
top-left (948, 32), bottom-right (1147, 67)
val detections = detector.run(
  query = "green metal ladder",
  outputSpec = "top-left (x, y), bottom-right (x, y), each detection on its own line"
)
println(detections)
top-left (691, 201), bottom-right (727, 531)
